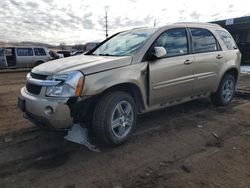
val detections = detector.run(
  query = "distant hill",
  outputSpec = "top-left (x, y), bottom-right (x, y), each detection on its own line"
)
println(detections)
top-left (0, 41), bottom-right (55, 48)
top-left (0, 41), bottom-right (73, 51)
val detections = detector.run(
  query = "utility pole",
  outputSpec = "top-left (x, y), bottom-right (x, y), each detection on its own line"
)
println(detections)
top-left (105, 11), bottom-right (108, 38)
top-left (154, 19), bottom-right (156, 27)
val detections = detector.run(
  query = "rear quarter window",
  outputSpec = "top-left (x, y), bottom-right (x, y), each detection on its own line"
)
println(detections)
top-left (216, 30), bottom-right (237, 50)
top-left (34, 48), bottom-right (46, 56)
top-left (17, 48), bottom-right (33, 56)
top-left (190, 28), bottom-right (218, 53)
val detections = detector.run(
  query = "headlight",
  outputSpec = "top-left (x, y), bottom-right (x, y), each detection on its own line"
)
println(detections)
top-left (46, 71), bottom-right (84, 97)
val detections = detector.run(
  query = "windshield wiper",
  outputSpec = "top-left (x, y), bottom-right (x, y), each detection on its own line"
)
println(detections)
top-left (97, 53), bottom-right (113, 56)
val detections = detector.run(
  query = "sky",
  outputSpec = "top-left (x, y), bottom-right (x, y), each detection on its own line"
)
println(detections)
top-left (0, 0), bottom-right (249, 45)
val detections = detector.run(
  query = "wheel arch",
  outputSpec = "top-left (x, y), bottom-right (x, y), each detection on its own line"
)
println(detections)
top-left (73, 82), bottom-right (146, 124)
top-left (224, 67), bottom-right (239, 81)
top-left (214, 67), bottom-right (239, 92)
top-left (100, 82), bottom-right (145, 113)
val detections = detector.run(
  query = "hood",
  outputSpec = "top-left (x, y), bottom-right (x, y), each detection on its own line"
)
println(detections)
top-left (32, 55), bottom-right (132, 75)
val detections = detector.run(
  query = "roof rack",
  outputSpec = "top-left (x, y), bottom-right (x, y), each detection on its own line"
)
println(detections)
top-left (174, 22), bottom-right (220, 27)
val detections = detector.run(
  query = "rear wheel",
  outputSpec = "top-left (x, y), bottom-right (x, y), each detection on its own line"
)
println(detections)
top-left (93, 91), bottom-right (137, 146)
top-left (211, 74), bottom-right (236, 106)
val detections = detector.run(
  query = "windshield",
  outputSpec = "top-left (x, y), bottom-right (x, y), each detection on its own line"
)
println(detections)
top-left (92, 28), bottom-right (157, 56)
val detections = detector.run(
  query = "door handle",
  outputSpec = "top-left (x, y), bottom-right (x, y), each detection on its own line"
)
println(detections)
top-left (184, 59), bottom-right (193, 65)
top-left (216, 54), bottom-right (223, 59)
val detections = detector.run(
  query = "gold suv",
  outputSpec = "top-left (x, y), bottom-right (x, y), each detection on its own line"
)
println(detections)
top-left (18, 23), bottom-right (241, 146)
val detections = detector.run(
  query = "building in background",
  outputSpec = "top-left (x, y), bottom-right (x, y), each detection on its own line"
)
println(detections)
top-left (213, 16), bottom-right (250, 65)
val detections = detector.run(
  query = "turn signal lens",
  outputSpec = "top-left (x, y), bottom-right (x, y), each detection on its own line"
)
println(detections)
top-left (74, 76), bottom-right (84, 96)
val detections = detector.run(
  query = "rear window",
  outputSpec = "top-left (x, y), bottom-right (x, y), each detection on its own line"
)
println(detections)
top-left (34, 48), bottom-right (46, 56)
top-left (17, 48), bottom-right (33, 56)
top-left (190, 28), bottom-right (218, 53)
top-left (216, 30), bottom-right (237, 50)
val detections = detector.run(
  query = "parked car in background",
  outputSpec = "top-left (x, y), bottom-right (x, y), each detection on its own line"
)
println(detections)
top-left (49, 50), bottom-right (64, 60)
top-left (0, 46), bottom-right (51, 68)
top-left (56, 50), bottom-right (71, 58)
top-left (85, 42), bottom-right (100, 52)
top-left (18, 23), bottom-right (241, 146)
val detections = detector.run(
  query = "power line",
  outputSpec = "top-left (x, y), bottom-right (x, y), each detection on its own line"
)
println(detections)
top-left (154, 19), bottom-right (156, 27)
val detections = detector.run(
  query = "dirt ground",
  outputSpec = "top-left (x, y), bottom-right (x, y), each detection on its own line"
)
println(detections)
top-left (0, 71), bottom-right (250, 188)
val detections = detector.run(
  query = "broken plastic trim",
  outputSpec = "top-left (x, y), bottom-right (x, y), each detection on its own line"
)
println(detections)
top-left (64, 124), bottom-right (100, 152)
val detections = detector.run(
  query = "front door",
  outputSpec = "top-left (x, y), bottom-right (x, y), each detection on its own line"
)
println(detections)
top-left (149, 28), bottom-right (194, 105)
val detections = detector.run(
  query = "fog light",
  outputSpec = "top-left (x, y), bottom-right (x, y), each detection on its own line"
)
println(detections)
top-left (45, 106), bottom-right (53, 115)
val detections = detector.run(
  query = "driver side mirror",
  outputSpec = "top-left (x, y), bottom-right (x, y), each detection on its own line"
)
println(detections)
top-left (153, 47), bottom-right (167, 58)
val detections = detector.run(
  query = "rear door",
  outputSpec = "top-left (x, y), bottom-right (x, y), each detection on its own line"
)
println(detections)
top-left (190, 28), bottom-right (225, 95)
top-left (149, 28), bottom-right (194, 105)
top-left (216, 29), bottom-right (241, 68)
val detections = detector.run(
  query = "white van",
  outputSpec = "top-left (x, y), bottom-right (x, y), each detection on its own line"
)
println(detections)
top-left (0, 46), bottom-right (51, 68)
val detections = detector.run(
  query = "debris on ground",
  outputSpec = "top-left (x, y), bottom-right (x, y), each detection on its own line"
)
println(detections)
top-left (159, 161), bottom-right (171, 167)
top-left (3, 136), bottom-right (13, 143)
top-left (209, 131), bottom-right (220, 139)
top-left (181, 164), bottom-right (191, 173)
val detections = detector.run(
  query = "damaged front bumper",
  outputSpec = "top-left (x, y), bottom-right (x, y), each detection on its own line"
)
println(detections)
top-left (19, 87), bottom-right (73, 129)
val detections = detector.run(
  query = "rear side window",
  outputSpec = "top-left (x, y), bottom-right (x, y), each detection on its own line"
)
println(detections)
top-left (5, 48), bottom-right (13, 56)
top-left (216, 30), bottom-right (237, 50)
top-left (154, 28), bottom-right (188, 57)
top-left (190, 28), bottom-right (218, 53)
top-left (17, 48), bottom-right (33, 56)
top-left (34, 48), bottom-right (46, 56)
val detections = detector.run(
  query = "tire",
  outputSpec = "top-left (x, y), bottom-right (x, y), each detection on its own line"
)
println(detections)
top-left (93, 91), bottom-right (137, 146)
top-left (211, 74), bottom-right (236, 106)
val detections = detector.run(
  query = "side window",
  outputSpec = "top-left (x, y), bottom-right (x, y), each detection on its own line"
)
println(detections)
top-left (154, 28), bottom-right (188, 57)
top-left (5, 48), bottom-right (12, 56)
top-left (34, 48), bottom-right (46, 56)
top-left (17, 48), bottom-right (33, 56)
top-left (216, 30), bottom-right (237, 50)
top-left (190, 28), bottom-right (218, 53)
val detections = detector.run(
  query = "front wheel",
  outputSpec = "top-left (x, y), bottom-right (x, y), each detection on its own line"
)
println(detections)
top-left (211, 74), bottom-right (236, 106)
top-left (93, 91), bottom-right (137, 146)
